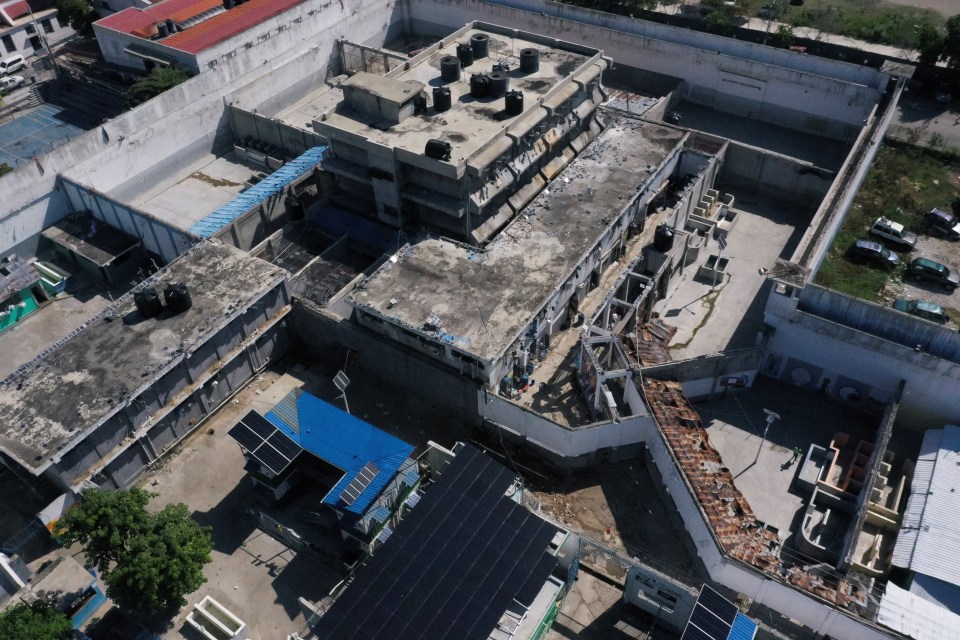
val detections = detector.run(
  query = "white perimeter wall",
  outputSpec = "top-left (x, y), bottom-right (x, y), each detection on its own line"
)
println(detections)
top-left (407, 0), bottom-right (884, 140)
top-left (0, 0), bottom-right (399, 257)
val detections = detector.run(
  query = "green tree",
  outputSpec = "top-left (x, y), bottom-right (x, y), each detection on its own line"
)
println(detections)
top-left (0, 597), bottom-right (73, 640)
top-left (56, 0), bottom-right (96, 34)
top-left (56, 489), bottom-right (213, 615)
top-left (941, 15), bottom-right (960, 70)
top-left (0, 163), bottom-right (13, 178)
top-left (55, 487), bottom-right (153, 573)
top-left (770, 24), bottom-right (795, 49)
top-left (128, 68), bottom-right (191, 106)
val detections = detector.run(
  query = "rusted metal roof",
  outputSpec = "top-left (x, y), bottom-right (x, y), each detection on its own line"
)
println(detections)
top-left (161, 0), bottom-right (306, 54)
top-left (0, 257), bottom-right (40, 303)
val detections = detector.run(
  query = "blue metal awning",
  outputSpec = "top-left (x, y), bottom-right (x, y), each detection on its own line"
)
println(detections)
top-left (188, 145), bottom-right (326, 238)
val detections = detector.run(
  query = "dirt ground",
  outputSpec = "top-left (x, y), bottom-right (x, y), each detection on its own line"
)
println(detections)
top-left (531, 456), bottom-right (707, 584)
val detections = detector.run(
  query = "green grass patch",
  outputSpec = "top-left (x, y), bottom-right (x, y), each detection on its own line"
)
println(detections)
top-left (785, 0), bottom-right (944, 49)
top-left (814, 141), bottom-right (960, 301)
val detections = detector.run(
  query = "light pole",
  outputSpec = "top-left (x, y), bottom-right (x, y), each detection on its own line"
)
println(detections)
top-left (754, 409), bottom-right (780, 464)
top-left (26, 4), bottom-right (64, 84)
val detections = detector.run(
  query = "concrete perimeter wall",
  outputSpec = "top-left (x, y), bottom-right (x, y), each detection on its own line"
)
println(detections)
top-left (641, 348), bottom-right (762, 402)
top-left (643, 418), bottom-right (898, 640)
top-left (720, 143), bottom-right (835, 202)
top-left (59, 177), bottom-right (195, 263)
top-left (763, 285), bottom-right (960, 429)
top-left (408, 0), bottom-right (885, 141)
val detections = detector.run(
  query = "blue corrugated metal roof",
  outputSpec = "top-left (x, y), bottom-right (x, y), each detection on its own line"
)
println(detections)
top-left (188, 146), bottom-right (327, 238)
top-left (728, 613), bottom-right (758, 640)
top-left (263, 388), bottom-right (413, 515)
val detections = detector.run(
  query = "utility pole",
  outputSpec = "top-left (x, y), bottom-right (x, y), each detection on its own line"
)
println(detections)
top-left (754, 409), bottom-right (780, 464)
top-left (26, 3), bottom-right (64, 84)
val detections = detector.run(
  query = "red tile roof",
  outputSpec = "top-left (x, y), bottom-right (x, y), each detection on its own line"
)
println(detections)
top-left (3, 1), bottom-right (29, 20)
top-left (161, 0), bottom-right (306, 54)
top-left (95, 0), bottom-right (223, 38)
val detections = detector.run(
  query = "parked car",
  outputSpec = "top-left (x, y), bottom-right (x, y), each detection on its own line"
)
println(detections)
top-left (869, 217), bottom-right (918, 251)
top-left (0, 75), bottom-right (24, 94)
top-left (925, 208), bottom-right (960, 240)
top-left (846, 239), bottom-right (900, 270)
top-left (0, 54), bottom-right (24, 76)
top-left (892, 299), bottom-right (950, 324)
top-left (905, 257), bottom-right (960, 291)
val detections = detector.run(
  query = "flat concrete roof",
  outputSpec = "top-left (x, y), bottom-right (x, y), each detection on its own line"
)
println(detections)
top-left (341, 72), bottom-right (424, 104)
top-left (131, 151), bottom-right (263, 232)
top-left (349, 111), bottom-right (685, 362)
top-left (314, 26), bottom-right (603, 167)
top-left (42, 213), bottom-right (141, 267)
top-left (0, 241), bottom-right (286, 475)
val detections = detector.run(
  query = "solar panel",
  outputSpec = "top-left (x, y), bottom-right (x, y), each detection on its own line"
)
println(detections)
top-left (226, 410), bottom-right (302, 476)
top-left (681, 584), bottom-right (753, 640)
top-left (341, 462), bottom-right (380, 506)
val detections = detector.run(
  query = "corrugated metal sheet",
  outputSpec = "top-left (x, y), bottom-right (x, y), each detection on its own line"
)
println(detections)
top-left (161, 0), bottom-right (305, 53)
top-left (892, 425), bottom-right (960, 588)
top-left (95, 0), bottom-right (222, 37)
top-left (879, 582), bottom-right (960, 640)
top-left (188, 145), bottom-right (326, 238)
top-left (0, 258), bottom-right (40, 302)
top-left (728, 613), bottom-right (758, 640)
top-left (910, 574), bottom-right (960, 616)
top-left (264, 388), bottom-right (413, 515)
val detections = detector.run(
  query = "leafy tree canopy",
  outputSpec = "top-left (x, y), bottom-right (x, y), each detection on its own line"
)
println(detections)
top-left (56, 0), bottom-right (96, 34)
top-left (0, 597), bottom-right (73, 640)
top-left (128, 68), bottom-right (191, 106)
top-left (55, 489), bottom-right (213, 615)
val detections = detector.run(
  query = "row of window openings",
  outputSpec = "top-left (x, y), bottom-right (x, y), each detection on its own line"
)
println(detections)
top-left (2, 20), bottom-right (54, 54)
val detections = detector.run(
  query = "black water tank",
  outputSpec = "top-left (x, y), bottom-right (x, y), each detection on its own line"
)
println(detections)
top-left (223, 0), bottom-right (234, 8)
top-left (654, 224), bottom-right (674, 252)
top-left (520, 48), bottom-right (539, 73)
top-left (425, 139), bottom-right (452, 160)
top-left (286, 195), bottom-right (304, 221)
top-left (433, 86), bottom-right (451, 112)
top-left (157, 22), bottom-right (169, 38)
top-left (413, 91), bottom-right (427, 113)
top-left (505, 90), bottom-right (523, 116)
top-left (456, 43), bottom-right (474, 68)
top-left (164, 282), bottom-right (193, 314)
top-left (487, 71), bottom-right (509, 98)
top-left (470, 33), bottom-right (489, 59)
top-left (165, 18), bottom-right (176, 34)
top-left (470, 74), bottom-right (489, 98)
top-left (134, 287), bottom-right (163, 318)
top-left (440, 56), bottom-right (460, 83)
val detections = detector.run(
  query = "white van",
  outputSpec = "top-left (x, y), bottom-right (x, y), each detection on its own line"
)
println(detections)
top-left (0, 55), bottom-right (25, 76)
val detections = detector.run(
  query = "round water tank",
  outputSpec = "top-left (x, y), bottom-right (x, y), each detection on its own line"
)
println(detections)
top-left (222, 0), bottom-right (234, 8)
top-left (157, 22), bottom-right (169, 38)
top-left (654, 224), bottom-right (674, 252)
top-left (520, 48), bottom-right (539, 74)
top-left (470, 74), bottom-right (489, 98)
top-left (286, 195), bottom-right (304, 221)
top-left (505, 90), bottom-right (523, 116)
top-left (440, 56), bottom-right (461, 83)
top-left (164, 282), bottom-right (193, 314)
top-left (425, 139), bottom-right (452, 160)
top-left (165, 18), bottom-right (176, 34)
top-left (456, 43), bottom-right (474, 68)
top-left (134, 287), bottom-right (163, 318)
top-left (469, 33), bottom-right (489, 59)
top-left (433, 86), bottom-right (451, 112)
top-left (487, 71), bottom-right (509, 98)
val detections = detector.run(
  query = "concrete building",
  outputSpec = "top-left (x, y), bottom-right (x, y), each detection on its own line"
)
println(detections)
top-left (0, 0), bottom-right (71, 65)
top-left (93, 0), bottom-right (313, 73)
top-left (311, 443), bottom-right (578, 640)
top-left (0, 240), bottom-right (292, 492)
top-left (228, 384), bottom-right (420, 554)
top-left (313, 23), bottom-right (608, 242)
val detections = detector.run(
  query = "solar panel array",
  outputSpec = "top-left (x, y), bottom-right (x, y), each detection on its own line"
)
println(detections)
top-left (313, 445), bottom-right (560, 640)
top-left (681, 585), bottom-right (744, 640)
top-left (227, 411), bottom-right (302, 476)
top-left (340, 462), bottom-right (380, 506)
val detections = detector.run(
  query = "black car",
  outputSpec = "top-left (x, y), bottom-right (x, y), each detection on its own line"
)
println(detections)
top-left (905, 257), bottom-right (960, 291)
top-left (925, 208), bottom-right (960, 241)
top-left (846, 239), bottom-right (900, 270)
